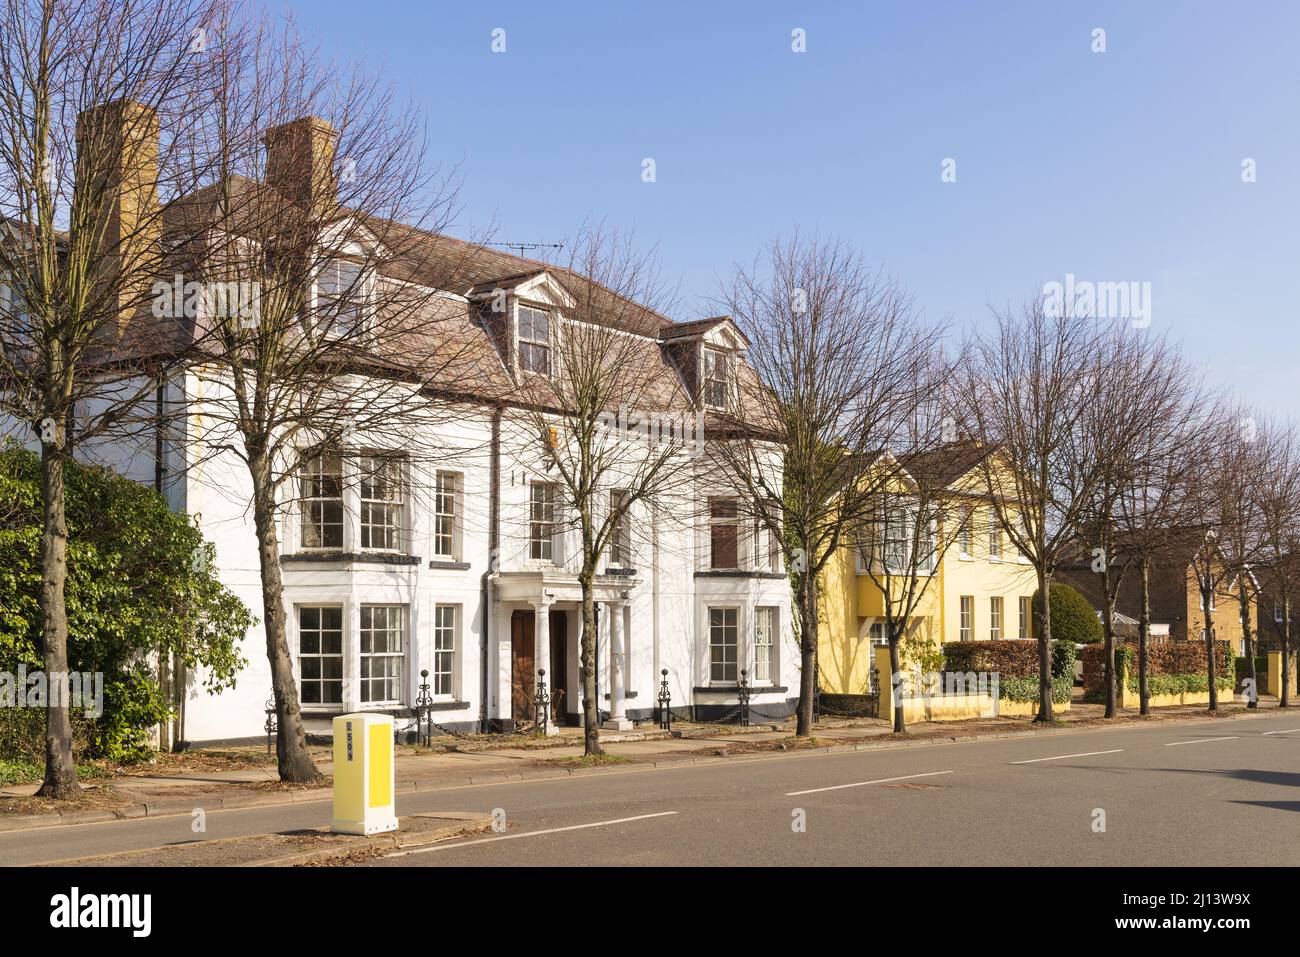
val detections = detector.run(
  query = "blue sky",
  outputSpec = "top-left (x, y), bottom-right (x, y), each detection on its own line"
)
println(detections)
top-left (290, 0), bottom-right (1300, 416)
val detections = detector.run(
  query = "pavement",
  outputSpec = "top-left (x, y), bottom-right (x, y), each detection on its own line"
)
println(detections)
top-left (2, 700), bottom-right (1297, 866)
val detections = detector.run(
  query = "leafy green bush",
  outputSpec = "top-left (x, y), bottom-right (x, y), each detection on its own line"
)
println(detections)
top-left (1051, 639), bottom-right (1077, 679)
top-left (998, 674), bottom-right (1073, 704)
top-left (0, 443), bottom-right (253, 762)
top-left (1032, 582), bottom-right (1103, 645)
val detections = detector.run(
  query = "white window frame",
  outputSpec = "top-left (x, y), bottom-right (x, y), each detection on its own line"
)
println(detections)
top-left (609, 490), bottom-right (632, 567)
top-left (517, 303), bottom-right (553, 376)
top-left (433, 470), bottom-right (461, 560)
top-left (709, 497), bottom-right (740, 570)
top-left (432, 603), bottom-right (458, 699)
top-left (314, 258), bottom-right (369, 338)
top-left (990, 596), bottom-right (1003, 641)
top-left (296, 604), bottom-right (344, 707)
top-left (529, 481), bottom-right (558, 562)
top-left (359, 604), bottom-right (406, 707)
top-left (957, 507), bottom-right (973, 559)
top-left (1019, 596), bottom-right (1030, 640)
top-left (358, 454), bottom-right (404, 553)
top-left (299, 451), bottom-right (345, 550)
top-left (959, 596), bottom-right (973, 642)
top-left (753, 606), bottom-right (777, 685)
top-left (708, 606), bottom-right (740, 684)
top-left (988, 525), bottom-right (1003, 562)
top-left (701, 346), bottom-right (730, 410)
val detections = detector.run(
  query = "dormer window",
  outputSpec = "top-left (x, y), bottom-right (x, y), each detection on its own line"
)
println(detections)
top-left (702, 347), bottom-right (729, 409)
top-left (316, 259), bottom-right (366, 337)
top-left (518, 304), bottom-right (552, 375)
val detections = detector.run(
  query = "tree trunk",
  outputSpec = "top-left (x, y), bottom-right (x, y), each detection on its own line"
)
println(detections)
top-left (36, 432), bottom-right (80, 799)
top-left (1035, 567), bottom-right (1054, 723)
top-left (579, 579), bottom-right (603, 756)
top-left (1283, 596), bottom-right (1292, 709)
top-left (1100, 565), bottom-right (1117, 718)
top-left (795, 571), bottom-right (818, 737)
top-left (1239, 584), bottom-right (1257, 709)
top-left (1138, 556), bottom-right (1151, 716)
top-left (888, 624), bottom-right (905, 734)
top-left (249, 463), bottom-right (322, 783)
top-left (1203, 590), bottom-right (1218, 712)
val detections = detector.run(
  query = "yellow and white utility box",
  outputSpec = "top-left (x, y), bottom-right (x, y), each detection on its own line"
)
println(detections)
top-left (331, 713), bottom-right (398, 835)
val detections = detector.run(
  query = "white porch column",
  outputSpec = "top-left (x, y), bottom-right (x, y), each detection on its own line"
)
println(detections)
top-left (603, 599), bottom-right (632, 730)
top-left (532, 598), bottom-right (557, 735)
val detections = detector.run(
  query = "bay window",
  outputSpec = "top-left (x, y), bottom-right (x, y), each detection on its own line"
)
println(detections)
top-left (709, 607), bottom-right (739, 683)
top-left (300, 452), bottom-right (344, 549)
top-left (359, 455), bottom-right (403, 552)
top-left (298, 605), bottom-right (344, 705)
top-left (359, 604), bottom-right (405, 705)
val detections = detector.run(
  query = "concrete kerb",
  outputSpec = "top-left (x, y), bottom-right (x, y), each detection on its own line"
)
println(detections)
top-left (34, 812), bottom-right (494, 868)
top-left (0, 705), bottom-right (1280, 834)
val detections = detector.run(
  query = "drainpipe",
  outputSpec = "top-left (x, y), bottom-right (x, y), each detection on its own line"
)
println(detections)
top-left (479, 403), bottom-right (502, 733)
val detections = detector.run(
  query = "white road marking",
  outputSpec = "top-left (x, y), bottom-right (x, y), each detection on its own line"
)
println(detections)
top-left (1010, 749), bottom-right (1124, 765)
top-left (1262, 728), bottom-right (1300, 735)
top-left (1165, 736), bottom-right (1238, 746)
top-left (384, 811), bottom-right (679, 857)
top-left (785, 770), bottom-right (953, 796)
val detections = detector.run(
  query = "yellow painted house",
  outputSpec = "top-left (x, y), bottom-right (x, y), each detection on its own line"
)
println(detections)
top-left (818, 441), bottom-right (1039, 696)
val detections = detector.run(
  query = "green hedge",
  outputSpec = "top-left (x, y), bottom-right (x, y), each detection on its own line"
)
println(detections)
top-left (998, 674), bottom-right (1074, 704)
top-left (941, 640), bottom-right (1074, 702)
top-left (1083, 640), bottom-right (1234, 702)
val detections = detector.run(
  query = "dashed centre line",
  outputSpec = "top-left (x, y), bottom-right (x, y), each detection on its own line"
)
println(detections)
top-left (1262, 728), bottom-right (1300, 735)
top-left (785, 770), bottom-right (954, 796)
top-left (1010, 749), bottom-right (1124, 765)
top-left (1165, 736), bottom-right (1238, 746)
top-left (383, 811), bottom-right (679, 858)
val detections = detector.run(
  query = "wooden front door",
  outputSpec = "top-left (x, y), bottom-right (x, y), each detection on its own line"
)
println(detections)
top-left (511, 610), bottom-right (535, 724)
top-left (549, 610), bottom-right (568, 720)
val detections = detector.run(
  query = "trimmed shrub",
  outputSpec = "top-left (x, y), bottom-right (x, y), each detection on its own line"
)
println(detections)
top-left (942, 639), bottom-right (1038, 679)
top-left (941, 640), bottom-right (1072, 703)
top-left (1032, 582), bottom-right (1104, 645)
top-left (1082, 640), bottom-right (1234, 702)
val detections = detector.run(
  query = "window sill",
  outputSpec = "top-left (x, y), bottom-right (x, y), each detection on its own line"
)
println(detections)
top-left (695, 685), bottom-right (788, 694)
top-left (284, 552), bottom-right (421, 566)
top-left (428, 560), bottom-right (472, 570)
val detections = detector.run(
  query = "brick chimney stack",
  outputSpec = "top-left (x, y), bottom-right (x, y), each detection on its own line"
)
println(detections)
top-left (75, 99), bottom-right (161, 332)
top-left (263, 116), bottom-right (338, 214)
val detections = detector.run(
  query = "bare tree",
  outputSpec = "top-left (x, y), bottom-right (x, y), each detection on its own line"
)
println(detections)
top-left (171, 6), bottom-right (479, 780)
top-left (1182, 406), bottom-right (1254, 712)
top-left (0, 0), bottom-right (229, 798)
top-left (1112, 380), bottom-right (1215, 715)
top-left (858, 364), bottom-right (967, 734)
top-left (1252, 416), bottom-right (1300, 708)
top-left (952, 301), bottom-right (1112, 723)
top-left (1074, 325), bottom-right (1194, 717)
top-left (714, 236), bottom-right (940, 736)
top-left (505, 226), bottom-right (684, 757)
